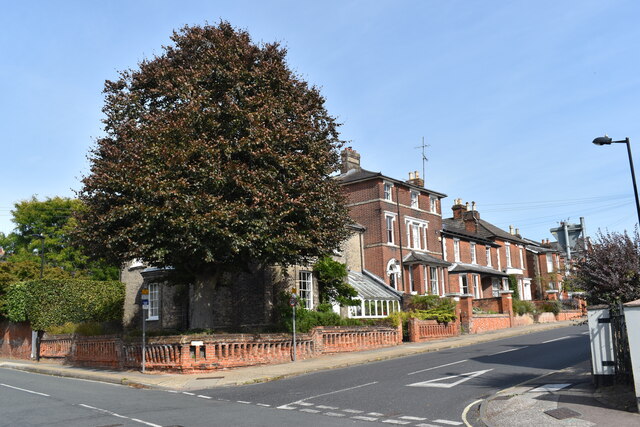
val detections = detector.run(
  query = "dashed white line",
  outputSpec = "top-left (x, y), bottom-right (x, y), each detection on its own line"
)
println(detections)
top-left (343, 408), bottom-right (364, 413)
top-left (182, 392), bottom-right (195, 396)
top-left (325, 412), bottom-right (346, 417)
top-left (298, 402), bottom-right (314, 406)
top-left (382, 419), bottom-right (411, 425)
top-left (416, 423), bottom-right (439, 427)
top-left (408, 360), bottom-right (468, 375)
top-left (166, 390), bottom-right (179, 393)
top-left (432, 419), bottom-right (463, 425)
top-left (353, 416), bottom-right (379, 421)
top-left (368, 412), bottom-right (384, 416)
top-left (542, 336), bottom-right (570, 344)
top-left (277, 404), bottom-right (296, 410)
top-left (237, 400), bottom-right (251, 404)
top-left (257, 403), bottom-right (271, 407)
top-left (0, 383), bottom-right (50, 397)
top-left (197, 395), bottom-right (212, 399)
top-left (300, 408), bottom-right (320, 413)
top-left (400, 415), bottom-right (427, 421)
top-left (316, 405), bottom-right (339, 410)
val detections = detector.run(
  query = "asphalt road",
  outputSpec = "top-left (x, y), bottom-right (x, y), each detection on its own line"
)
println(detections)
top-left (0, 323), bottom-right (589, 427)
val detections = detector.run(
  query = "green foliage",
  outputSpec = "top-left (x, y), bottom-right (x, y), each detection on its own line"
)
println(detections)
top-left (386, 296), bottom-right (457, 337)
top-left (512, 299), bottom-right (535, 316)
top-left (76, 22), bottom-right (351, 326)
top-left (574, 230), bottom-right (640, 304)
top-left (508, 275), bottom-right (520, 300)
top-left (313, 256), bottom-right (359, 306)
top-left (4, 279), bottom-right (124, 330)
top-left (540, 300), bottom-right (562, 315)
top-left (275, 291), bottom-right (364, 332)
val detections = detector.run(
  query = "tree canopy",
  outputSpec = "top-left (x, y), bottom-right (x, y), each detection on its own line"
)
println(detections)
top-left (573, 230), bottom-right (640, 305)
top-left (77, 22), bottom-right (351, 327)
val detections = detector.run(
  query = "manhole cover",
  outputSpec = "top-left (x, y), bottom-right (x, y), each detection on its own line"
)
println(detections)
top-left (544, 407), bottom-right (582, 420)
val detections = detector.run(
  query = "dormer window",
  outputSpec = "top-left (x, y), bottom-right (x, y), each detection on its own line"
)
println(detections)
top-left (383, 182), bottom-right (393, 201)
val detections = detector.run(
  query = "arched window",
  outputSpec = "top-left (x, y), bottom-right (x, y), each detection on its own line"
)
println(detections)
top-left (387, 259), bottom-right (400, 290)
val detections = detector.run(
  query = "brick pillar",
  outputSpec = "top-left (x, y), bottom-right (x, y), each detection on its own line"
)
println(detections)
top-left (408, 318), bottom-right (418, 342)
top-left (499, 290), bottom-right (514, 327)
top-left (458, 294), bottom-right (473, 334)
top-left (546, 290), bottom-right (559, 300)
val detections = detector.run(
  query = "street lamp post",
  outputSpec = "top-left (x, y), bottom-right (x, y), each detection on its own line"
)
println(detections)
top-left (593, 135), bottom-right (640, 227)
top-left (30, 233), bottom-right (45, 360)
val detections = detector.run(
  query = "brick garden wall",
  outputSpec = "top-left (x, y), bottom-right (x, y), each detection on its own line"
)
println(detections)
top-left (471, 314), bottom-right (511, 334)
top-left (472, 298), bottom-right (501, 313)
top-left (0, 321), bottom-right (32, 359)
top-left (555, 310), bottom-right (583, 321)
top-left (512, 314), bottom-right (535, 327)
top-left (407, 318), bottom-right (459, 342)
top-left (38, 324), bottom-right (402, 373)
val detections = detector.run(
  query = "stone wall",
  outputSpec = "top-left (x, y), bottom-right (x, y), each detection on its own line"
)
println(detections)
top-left (0, 321), bottom-right (32, 359)
top-left (512, 314), bottom-right (534, 327)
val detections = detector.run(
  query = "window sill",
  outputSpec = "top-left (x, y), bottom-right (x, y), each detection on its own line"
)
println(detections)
top-left (146, 316), bottom-right (159, 321)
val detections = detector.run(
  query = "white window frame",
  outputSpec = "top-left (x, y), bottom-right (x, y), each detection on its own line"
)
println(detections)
top-left (459, 275), bottom-right (469, 294)
top-left (505, 243), bottom-right (512, 268)
top-left (546, 253), bottom-right (554, 272)
top-left (502, 277), bottom-right (509, 290)
top-left (497, 247), bottom-right (502, 271)
top-left (472, 274), bottom-right (481, 299)
top-left (385, 214), bottom-right (396, 244)
top-left (454, 239), bottom-right (460, 262)
top-left (349, 299), bottom-right (400, 318)
top-left (410, 190), bottom-right (419, 208)
top-left (486, 246), bottom-right (492, 267)
top-left (405, 217), bottom-right (428, 250)
top-left (442, 236), bottom-right (447, 261)
top-left (491, 278), bottom-right (500, 297)
top-left (146, 283), bottom-right (159, 321)
top-left (470, 242), bottom-right (477, 264)
top-left (409, 267), bottom-right (416, 294)
top-left (383, 182), bottom-right (393, 201)
top-left (387, 259), bottom-right (400, 290)
top-left (555, 254), bottom-right (560, 270)
top-left (429, 266), bottom-right (439, 296)
top-left (430, 196), bottom-right (437, 213)
top-left (518, 245), bottom-right (525, 269)
top-left (298, 270), bottom-right (313, 309)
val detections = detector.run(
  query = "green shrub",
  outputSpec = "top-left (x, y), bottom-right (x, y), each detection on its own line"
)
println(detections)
top-left (512, 300), bottom-right (535, 316)
top-left (540, 300), bottom-right (562, 315)
top-left (4, 279), bottom-right (124, 330)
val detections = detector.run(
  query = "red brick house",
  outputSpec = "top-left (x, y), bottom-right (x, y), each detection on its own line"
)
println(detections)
top-left (336, 148), bottom-right (450, 296)
top-left (442, 199), bottom-right (533, 299)
top-left (525, 238), bottom-right (565, 300)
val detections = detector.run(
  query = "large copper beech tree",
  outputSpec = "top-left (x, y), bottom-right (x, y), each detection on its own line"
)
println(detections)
top-left (77, 23), bottom-right (350, 328)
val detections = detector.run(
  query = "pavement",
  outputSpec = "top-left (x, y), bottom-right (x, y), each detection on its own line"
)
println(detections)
top-left (2, 318), bottom-right (639, 426)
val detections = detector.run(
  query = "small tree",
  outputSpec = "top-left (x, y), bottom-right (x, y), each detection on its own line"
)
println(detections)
top-left (574, 229), bottom-right (640, 305)
top-left (313, 256), bottom-right (358, 307)
top-left (77, 22), bottom-right (350, 328)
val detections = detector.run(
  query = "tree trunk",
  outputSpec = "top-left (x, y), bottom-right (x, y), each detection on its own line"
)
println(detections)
top-left (189, 268), bottom-right (220, 329)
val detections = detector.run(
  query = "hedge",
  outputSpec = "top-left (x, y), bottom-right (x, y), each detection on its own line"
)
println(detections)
top-left (5, 279), bottom-right (125, 330)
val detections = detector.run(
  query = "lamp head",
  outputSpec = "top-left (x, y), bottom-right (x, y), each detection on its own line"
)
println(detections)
top-left (593, 135), bottom-right (613, 146)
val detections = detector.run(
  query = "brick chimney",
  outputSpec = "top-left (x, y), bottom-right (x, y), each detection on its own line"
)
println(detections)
top-left (462, 201), bottom-right (480, 233)
top-left (452, 198), bottom-right (466, 219)
top-left (406, 170), bottom-right (424, 187)
top-left (340, 148), bottom-right (361, 173)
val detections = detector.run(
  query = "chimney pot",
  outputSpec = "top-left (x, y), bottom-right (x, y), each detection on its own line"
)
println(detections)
top-left (509, 225), bottom-right (514, 235)
top-left (465, 202), bottom-right (470, 211)
top-left (340, 148), bottom-right (361, 174)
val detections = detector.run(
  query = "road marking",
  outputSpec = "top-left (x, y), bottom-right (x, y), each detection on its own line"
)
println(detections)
top-left (529, 383), bottom-right (572, 393)
top-left (324, 412), bottom-right (345, 417)
top-left (257, 403), bottom-right (271, 407)
top-left (276, 404), bottom-right (297, 410)
top-left (353, 415), bottom-right (379, 421)
top-left (1, 383), bottom-right (50, 397)
top-left (400, 415), bottom-right (427, 420)
top-left (237, 400), bottom-right (251, 404)
top-left (408, 369), bottom-right (493, 388)
top-left (542, 336), bottom-right (570, 344)
top-left (298, 402), bottom-right (314, 406)
top-left (182, 392), bottom-right (195, 395)
top-left (382, 419), bottom-right (411, 424)
top-left (292, 381), bottom-right (378, 404)
top-left (343, 409), bottom-right (364, 413)
top-left (462, 398), bottom-right (483, 427)
top-left (368, 412), bottom-right (384, 416)
top-left (300, 408), bottom-right (320, 413)
top-left (197, 395), bottom-right (212, 399)
top-left (432, 419), bottom-right (463, 425)
top-left (581, 332), bottom-right (590, 335)
top-left (416, 424), bottom-right (439, 427)
top-left (408, 360), bottom-right (468, 375)
top-left (316, 405), bottom-right (339, 409)
top-left (491, 347), bottom-right (524, 355)
top-left (79, 404), bottom-right (162, 427)
top-left (166, 390), bottom-right (179, 393)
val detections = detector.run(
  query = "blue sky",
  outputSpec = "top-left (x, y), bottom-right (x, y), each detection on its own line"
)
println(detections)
top-left (2, 0), bottom-right (640, 242)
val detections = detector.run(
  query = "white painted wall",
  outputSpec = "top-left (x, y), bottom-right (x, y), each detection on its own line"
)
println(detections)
top-left (623, 301), bottom-right (640, 412)
top-left (587, 307), bottom-right (615, 379)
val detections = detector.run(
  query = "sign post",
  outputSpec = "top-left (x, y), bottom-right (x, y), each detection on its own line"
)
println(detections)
top-left (141, 288), bottom-right (149, 373)
top-left (289, 291), bottom-right (298, 362)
